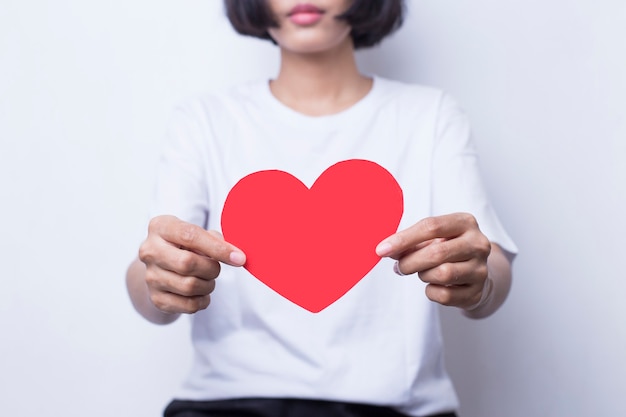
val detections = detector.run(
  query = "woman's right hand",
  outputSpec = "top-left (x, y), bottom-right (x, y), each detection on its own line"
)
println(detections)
top-left (138, 215), bottom-right (246, 316)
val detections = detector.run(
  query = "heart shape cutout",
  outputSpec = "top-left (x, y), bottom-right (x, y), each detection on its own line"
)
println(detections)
top-left (221, 159), bottom-right (404, 313)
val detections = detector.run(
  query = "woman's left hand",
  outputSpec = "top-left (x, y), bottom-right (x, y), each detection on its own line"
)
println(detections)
top-left (375, 213), bottom-right (492, 310)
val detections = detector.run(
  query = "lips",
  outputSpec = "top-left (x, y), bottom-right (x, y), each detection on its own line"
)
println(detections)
top-left (288, 3), bottom-right (325, 26)
top-left (288, 4), bottom-right (324, 15)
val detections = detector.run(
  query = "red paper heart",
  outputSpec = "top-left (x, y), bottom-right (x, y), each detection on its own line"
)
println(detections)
top-left (221, 159), bottom-right (404, 313)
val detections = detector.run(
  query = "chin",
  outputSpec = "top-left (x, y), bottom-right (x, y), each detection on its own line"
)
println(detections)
top-left (270, 30), bottom-right (353, 55)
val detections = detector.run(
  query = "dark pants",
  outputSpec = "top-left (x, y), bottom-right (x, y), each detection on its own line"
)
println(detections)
top-left (164, 398), bottom-right (457, 417)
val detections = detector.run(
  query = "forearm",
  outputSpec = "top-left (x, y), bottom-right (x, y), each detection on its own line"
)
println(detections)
top-left (126, 258), bottom-right (181, 325)
top-left (462, 243), bottom-right (512, 319)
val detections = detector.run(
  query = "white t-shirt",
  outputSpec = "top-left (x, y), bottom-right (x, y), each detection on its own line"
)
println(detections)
top-left (151, 76), bottom-right (517, 416)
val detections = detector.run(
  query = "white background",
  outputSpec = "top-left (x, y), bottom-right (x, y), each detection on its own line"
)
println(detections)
top-left (1, 1), bottom-right (624, 416)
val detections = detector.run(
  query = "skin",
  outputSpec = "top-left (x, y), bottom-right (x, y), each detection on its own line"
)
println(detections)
top-left (126, 0), bottom-right (512, 324)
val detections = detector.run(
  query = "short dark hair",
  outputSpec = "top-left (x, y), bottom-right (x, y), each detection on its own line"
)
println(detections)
top-left (224, 0), bottom-right (404, 49)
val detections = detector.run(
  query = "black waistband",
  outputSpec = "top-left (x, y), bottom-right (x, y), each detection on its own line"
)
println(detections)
top-left (164, 398), bottom-right (457, 417)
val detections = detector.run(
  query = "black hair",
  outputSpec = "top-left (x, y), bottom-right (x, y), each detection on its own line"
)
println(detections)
top-left (224, 0), bottom-right (404, 49)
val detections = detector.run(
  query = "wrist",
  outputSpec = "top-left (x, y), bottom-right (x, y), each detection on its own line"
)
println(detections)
top-left (461, 264), bottom-right (496, 319)
top-left (462, 243), bottom-right (513, 319)
top-left (464, 275), bottom-right (494, 312)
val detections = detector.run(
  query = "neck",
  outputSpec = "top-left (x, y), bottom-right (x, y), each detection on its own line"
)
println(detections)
top-left (270, 39), bottom-right (372, 116)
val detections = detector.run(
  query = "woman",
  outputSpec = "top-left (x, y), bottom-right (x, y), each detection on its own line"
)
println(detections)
top-left (126, 1), bottom-right (517, 416)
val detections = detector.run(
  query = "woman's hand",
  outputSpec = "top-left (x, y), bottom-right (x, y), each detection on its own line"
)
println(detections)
top-left (130, 215), bottom-right (246, 321)
top-left (376, 213), bottom-right (494, 311)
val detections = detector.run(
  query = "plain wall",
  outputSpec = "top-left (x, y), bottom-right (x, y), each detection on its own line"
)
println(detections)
top-left (1, 1), bottom-right (624, 416)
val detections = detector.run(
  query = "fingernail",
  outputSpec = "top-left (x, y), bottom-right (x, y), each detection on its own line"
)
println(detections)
top-left (229, 251), bottom-right (246, 266)
top-left (393, 261), bottom-right (406, 277)
top-left (376, 241), bottom-right (392, 257)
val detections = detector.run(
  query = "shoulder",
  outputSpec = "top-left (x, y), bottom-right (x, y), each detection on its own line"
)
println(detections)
top-left (372, 76), bottom-right (468, 130)
top-left (373, 76), bottom-right (445, 106)
top-left (172, 80), bottom-right (268, 121)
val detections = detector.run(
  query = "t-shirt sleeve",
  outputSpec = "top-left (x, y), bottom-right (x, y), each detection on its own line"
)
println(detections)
top-left (431, 94), bottom-right (518, 256)
top-left (149, 104), bottom-right (209, 228)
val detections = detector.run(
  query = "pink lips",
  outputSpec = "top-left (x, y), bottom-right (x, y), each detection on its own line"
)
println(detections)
top-left (288, 3), bottom-right (325, 26)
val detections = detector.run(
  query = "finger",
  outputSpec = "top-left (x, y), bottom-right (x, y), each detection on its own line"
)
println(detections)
top-left (385, 238), bottom-right (444, 261)
top-left (149, 290), bottom-right (212, 315)
top-left (415, 258), bottom-right (488, 287)
top-left (376, 213), bottom-right (479, 257)
top-left (146, 267), bottom-right (217, 297)
top-left (207, 230), bottom-right (224, 240)
top-left (424, 282), bottom-right (482, 309)
top-left (143, 238), bottom-right (222, 280)
top-left (395, 236), bottom-right (483, 274)
top-left (150, 216), bottom-right (246, 266)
